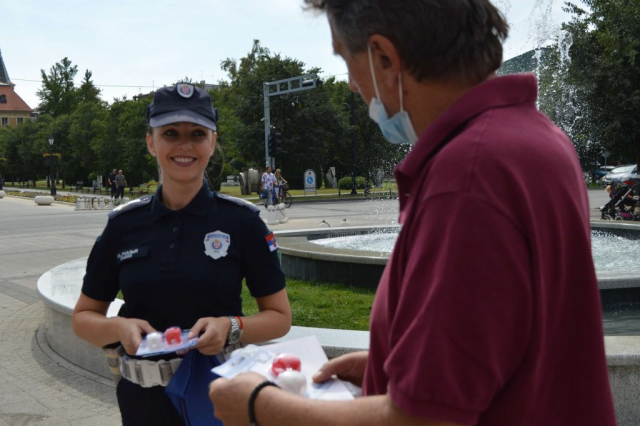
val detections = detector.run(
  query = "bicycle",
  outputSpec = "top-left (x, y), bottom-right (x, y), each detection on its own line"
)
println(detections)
top-left (274, 185), bottom-right (293, 208)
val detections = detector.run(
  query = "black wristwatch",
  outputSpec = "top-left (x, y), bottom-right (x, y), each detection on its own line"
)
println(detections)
top-left (226, 316), bottom-right (243, 345)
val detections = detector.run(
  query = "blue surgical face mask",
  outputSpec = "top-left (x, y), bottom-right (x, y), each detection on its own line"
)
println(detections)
top-left (367, 45), bottom-right (418, 145)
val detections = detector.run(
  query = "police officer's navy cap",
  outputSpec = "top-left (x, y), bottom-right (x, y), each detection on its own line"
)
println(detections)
top-left (147, 83), bottom-right (218, 131)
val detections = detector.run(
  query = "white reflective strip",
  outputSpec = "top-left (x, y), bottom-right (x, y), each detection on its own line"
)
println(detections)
top-left (119, 355), bottom-right (184, 388)
top-left (138, 360), bottom-right (164, 388)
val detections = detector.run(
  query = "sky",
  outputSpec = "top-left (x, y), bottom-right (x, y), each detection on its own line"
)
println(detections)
top-left (1, 0), bottom-right (586, 110)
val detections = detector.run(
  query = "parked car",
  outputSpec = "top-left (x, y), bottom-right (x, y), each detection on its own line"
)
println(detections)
top-left (601, 164), bottom-right (637, 186)
top-left (595, 166), bottom-right (616, 182)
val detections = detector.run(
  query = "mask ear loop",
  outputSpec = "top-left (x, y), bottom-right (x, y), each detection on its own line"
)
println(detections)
top-left (368, 45), bottom-right (382, 101)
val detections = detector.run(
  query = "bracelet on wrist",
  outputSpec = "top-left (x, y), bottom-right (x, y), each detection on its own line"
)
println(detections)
top-left (248, 380), bottom-right (280, 426)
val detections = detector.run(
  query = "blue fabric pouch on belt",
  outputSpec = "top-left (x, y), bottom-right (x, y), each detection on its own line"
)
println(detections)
top-left (165, 350), bottom-right (223, 426)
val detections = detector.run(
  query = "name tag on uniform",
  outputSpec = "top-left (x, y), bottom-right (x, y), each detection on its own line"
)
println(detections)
top-left (204, 231), bottom-right (231, 260)
top-left (116, 246), bottom-right (149, 264)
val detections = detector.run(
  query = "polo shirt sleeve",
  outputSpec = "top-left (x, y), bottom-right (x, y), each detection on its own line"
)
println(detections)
top-left (242, 213), bottom-right (286, 298)
top-left (81, 221), bottom-right (120, 302)
top-left (385, 192), bottom-right (532, 425)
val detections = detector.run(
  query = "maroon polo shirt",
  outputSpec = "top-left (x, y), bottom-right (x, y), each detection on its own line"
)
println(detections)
top-left (363, 74), bottom-right (616, 425)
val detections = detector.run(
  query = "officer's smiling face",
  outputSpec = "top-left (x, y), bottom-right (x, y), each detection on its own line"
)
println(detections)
top-left (146, 122), bottom-right (216, 186)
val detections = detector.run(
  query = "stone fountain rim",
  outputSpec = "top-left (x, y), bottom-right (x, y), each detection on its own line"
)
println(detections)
top-left (277, 223), bottom-right (640, 286)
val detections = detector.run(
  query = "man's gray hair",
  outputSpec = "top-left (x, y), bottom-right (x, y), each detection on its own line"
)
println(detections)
top-left (304, 0), bottom-right (508, 84)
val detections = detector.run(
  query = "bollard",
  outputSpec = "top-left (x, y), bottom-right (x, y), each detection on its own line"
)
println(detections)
top-left (83, 197), bottom-right (92, 210)
top-left (99, 198), bottom-right (106, 210)
top-left (266, 205), bottom-right (278, 225)
top-left (75, 198), bottom-right (83, 211)
top-left (275, 203), bottom-right (289, 224)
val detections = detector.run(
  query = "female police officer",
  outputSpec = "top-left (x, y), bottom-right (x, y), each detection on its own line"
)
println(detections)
top-left (72, 83), bottom-right (291, 425)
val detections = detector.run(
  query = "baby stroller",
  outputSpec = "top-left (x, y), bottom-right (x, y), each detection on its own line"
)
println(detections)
top-left (600, 180), bottom-right (640, 220)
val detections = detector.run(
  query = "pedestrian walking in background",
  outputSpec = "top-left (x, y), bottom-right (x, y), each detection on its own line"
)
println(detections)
top-left (115, 170), bottom-right (127, 199)
top-left (108, 169), bottom-right (117, 199)
top-left (261, 166), bottom-right (276, 207)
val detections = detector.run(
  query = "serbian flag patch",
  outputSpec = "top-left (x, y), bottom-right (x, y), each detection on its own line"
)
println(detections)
top-left (265, 232), bottom-right (279, 252)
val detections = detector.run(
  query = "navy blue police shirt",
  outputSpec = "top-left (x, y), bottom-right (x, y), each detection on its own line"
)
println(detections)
top-left (81, 184), bottom-right (285, 332)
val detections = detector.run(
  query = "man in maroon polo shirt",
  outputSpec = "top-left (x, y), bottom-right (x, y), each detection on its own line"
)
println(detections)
top-left (209, 1), bottom-right (617, 425)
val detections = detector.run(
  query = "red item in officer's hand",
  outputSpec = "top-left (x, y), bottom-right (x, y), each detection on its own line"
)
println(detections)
top-left (165, 327), bottom-right (182, 345)
top-left (271, 353), bottom-right (302, 377)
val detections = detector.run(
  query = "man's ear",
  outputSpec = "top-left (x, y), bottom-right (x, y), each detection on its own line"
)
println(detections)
top-left (146, 132), bottom-right (156, 157)
top-left (368, 35), bottom-right (402, 89)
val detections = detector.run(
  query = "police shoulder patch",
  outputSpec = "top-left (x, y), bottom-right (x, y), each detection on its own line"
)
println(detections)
top-left (215, 192), bottom-right (260, 213)
top-left (108, 196), bottom-right (153, 220)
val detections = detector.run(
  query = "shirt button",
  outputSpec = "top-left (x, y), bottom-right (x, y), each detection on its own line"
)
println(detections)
top-left (170, 244), bottom-right (175, 249)
top-left (173, 227), bottom-right (178, 232)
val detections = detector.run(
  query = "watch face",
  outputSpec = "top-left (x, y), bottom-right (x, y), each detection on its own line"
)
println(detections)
top-left (230, 329), bottom-right (241, 343)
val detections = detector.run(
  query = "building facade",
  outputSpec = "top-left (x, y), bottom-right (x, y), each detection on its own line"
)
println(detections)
top-left (0, 49), bottom-right (33, 127)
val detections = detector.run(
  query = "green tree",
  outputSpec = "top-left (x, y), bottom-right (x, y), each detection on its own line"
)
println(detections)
top-left (78, 70), bottom-right (102, 104)
top-left (538, 34), bottom-right (603, 177)
top-left (564, 0), bottom-right (640, 165)
top-left (115, 96), bottom-right (155, 187)
top-left (67, 101), bottom-right (108, 183)
top-left (215, 40), bottom-right (343, 188)
top-left (216, 40), bottom-right (406, 189)
top-left (37, 57), bottom-right (80, 117)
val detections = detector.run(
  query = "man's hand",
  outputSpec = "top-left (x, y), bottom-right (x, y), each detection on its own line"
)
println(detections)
top-left (117, 318), bottom-right (156, 355)
top-left (209, 372), bottom-right (269, 425)
top-left (188, 317), bottom-right (231, 355)
top-left (312, 351), bottom-right (368, 387)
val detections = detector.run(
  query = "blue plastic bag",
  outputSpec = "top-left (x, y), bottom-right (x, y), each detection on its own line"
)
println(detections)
top-left (165, 351), bottom-right (223, 426)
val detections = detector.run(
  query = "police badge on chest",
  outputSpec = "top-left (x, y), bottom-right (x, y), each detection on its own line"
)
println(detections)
top-left (204, 231), bottom-right (230, 260)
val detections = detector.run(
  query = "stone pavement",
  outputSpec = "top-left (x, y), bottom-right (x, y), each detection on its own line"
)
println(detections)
top-left (0, 197), bottom-right (121, 425)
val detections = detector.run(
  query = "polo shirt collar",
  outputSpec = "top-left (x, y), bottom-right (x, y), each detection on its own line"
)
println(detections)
top-left (151, 181), bottom-right (213, 222)
top-left (395, 73), bottom-right (538, 201)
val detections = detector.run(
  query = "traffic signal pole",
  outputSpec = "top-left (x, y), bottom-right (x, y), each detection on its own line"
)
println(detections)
top-left (263, 74), bottom-right (319, 168)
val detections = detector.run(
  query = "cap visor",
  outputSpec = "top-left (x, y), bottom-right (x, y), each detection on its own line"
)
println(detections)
top-left (150, 110), bottom-right (217, 131)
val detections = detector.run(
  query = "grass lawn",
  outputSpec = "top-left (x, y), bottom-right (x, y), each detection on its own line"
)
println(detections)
top-left (242, 278), bottom-right (375, 331)
top-left (115, 278), bottom-right (375, 331)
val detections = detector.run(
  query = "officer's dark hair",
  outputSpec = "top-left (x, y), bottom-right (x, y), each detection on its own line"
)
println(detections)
top-left (304, 0), bottom-right (508, 85)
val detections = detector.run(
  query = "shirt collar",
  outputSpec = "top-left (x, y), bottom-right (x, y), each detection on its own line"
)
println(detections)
top-left (397, 74), bottom-right (538, 180)
top-left (394, 74), bottom-right (538, 203)
top-left (151, 181), bottom-right (213, 222)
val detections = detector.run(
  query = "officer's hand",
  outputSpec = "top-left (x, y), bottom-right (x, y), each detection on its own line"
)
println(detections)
top-left (209, 372), bottom-right (270, 425)
top-left (118, 318), bottom-right (156, 356)
top-left (189, 317), bottom-right (231, 355)
top-left (312, 350), bottom-right (369, 387)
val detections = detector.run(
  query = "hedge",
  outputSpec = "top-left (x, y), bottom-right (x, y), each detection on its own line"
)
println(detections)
top-left (338, 176), bottom-right (367, 190)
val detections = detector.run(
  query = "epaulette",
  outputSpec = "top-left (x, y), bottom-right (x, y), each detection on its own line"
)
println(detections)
top-left (108, 196), bottom-right (153, 220)
top-left (215, 192), bottom-right (260, 213)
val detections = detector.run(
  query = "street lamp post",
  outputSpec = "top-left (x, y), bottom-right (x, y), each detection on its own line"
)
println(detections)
top-left (48, 136), bottom-right (56, 196)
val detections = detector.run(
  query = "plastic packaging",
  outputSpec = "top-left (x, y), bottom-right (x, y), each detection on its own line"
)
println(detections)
top-left (136, 327), bottom-right (198, 357)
